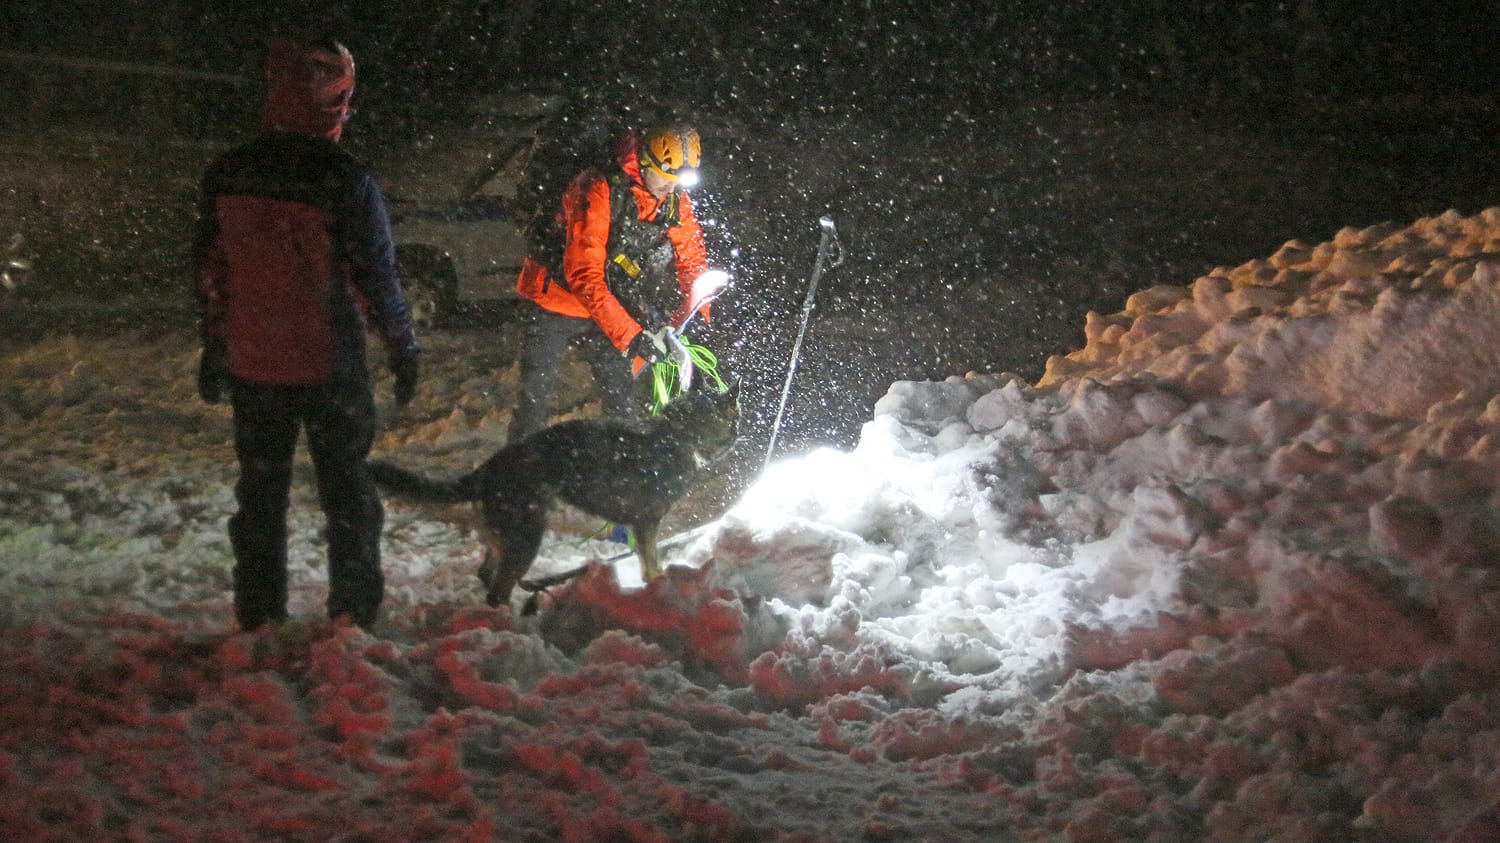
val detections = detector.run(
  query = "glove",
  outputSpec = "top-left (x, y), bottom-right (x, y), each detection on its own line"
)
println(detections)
top-left (197, 339), bottom-right (229, 404)
top-left (391, 351), bottom-right (420, 408)
top-left (626, 327), bottom-right (670, 365)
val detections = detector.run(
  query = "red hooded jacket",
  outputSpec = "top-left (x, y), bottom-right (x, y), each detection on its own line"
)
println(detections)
top-left (194, 39), bottom-right (416, 385)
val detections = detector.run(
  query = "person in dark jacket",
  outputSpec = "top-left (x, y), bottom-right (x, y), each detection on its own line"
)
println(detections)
top-left (193, 34), bottom-right (420, 632)
top-left (509, 123), bottom-right (716, 441)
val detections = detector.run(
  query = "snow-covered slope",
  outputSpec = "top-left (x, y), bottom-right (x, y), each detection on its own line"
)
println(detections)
top-left (4, 210), bottom-right (1500, 841)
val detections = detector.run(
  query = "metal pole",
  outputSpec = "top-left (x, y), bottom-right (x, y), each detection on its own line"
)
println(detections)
top-left (764, 216), bottom-right (840, 472)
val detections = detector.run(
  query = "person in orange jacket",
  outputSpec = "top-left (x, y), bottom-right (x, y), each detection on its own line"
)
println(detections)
top-left (509, 123), bottom-right (713, 441)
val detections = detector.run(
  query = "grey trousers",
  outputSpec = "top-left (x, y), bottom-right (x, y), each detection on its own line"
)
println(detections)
top-left (508, 302), bottom-right (645, 441)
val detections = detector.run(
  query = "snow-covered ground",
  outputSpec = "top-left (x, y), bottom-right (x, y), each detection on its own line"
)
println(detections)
top-left (5, 209), bottom-right (1500, 841)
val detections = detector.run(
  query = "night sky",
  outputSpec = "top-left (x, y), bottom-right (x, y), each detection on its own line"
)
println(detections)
top-left (6, 1), bottom-right (1497, 124)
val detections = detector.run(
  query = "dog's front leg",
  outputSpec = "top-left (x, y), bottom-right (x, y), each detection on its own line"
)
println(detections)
top-left (634, 521), bottom-right (662, 581)
top-left (485, 565), bottom-right (523, 608)
top-left (476, 535), bottom-right (522, 608)
top-left (477, 540), bottom-right (502, 590)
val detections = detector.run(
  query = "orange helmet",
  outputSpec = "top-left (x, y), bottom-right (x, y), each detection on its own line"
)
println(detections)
top-left (640, 125), bottom-right (701, 185)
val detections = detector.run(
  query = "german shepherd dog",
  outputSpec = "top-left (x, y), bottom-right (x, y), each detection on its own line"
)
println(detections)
top-left (369, 382), bottom-right (740, 608)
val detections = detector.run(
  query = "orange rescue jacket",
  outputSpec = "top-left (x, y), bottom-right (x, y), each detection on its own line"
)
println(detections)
top-left (515, 146), bottom-right (709, 352)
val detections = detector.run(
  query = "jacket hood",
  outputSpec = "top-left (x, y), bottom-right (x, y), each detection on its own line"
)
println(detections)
top-left (616, 131), bottom-right (646, 186)
top-left (261, 37), bottom-right (355, 142)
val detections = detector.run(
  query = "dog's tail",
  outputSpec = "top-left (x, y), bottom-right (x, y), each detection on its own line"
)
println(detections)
top-left (368, 459), bottom-right (481, 504)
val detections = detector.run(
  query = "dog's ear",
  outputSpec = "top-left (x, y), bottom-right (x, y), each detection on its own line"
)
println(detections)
top-left (712, 377), bottom-right (740, 408)
top-left (716, 378), bottom-right (741, 423)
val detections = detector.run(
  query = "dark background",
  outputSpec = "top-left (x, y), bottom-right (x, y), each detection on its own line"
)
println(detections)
top-left (3, 0), bottom-right (1498, 453)
top-left (7, 2), bottom-right (1495, 117)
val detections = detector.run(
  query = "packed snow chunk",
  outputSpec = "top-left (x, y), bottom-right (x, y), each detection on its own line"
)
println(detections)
top-left (1368, 495), bottom-right (1445, 561)
top-left (736, 446), bottom-right (898, 531)
top-left (746, 638), bottom-right (913, 709)
top-left (1075, 484), bottom-right (1202, 607)
top-left (696, 515), bottom-right (858, 606)
top-left (1251, 536), bottom-right (1454, 671)
top-left (872, 374), bottom-right (1011, 436)
top-left (1050, 377), bottom-right (1146, 449)
top-left (867, 707), bottom-right (1018, 762)
top-left (535, 562), bottom-right (787, 680)
top-left (1039, 211), bottom-right (1500, 421)
top-left (1150, 639), bottom-right (1298, 715)
top-left (965, 375), bottom-right (1043, 434)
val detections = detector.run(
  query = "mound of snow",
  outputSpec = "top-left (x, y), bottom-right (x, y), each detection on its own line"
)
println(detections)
top-left (7, 209), bottom-right (1500, 840)
top-left (1041, 208), bottom-right (1500, 418)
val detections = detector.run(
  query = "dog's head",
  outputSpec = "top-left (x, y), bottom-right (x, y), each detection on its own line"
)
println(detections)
top-left (661, 378), bottom-right (741, 463)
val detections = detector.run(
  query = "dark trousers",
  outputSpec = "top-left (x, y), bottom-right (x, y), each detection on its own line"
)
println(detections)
top-left (508, 302), bottom-right (644, 441)
top-left (228, 378), bottom-right (383, 630)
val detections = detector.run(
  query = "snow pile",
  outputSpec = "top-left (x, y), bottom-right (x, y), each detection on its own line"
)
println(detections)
top-left (689, 208), bottom-right (1500, 710)
top-left (1041, 207), bottom-right (1500, 418)
top-left (4, 210), bottom-right (1500, 840)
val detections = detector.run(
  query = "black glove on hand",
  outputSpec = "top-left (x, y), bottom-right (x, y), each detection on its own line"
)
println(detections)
top-left (392, 351), bottom-right (420, 408)
top-left (627, 327), bottom-right (669, 364)
top-left (197, 339), bottom-right (229, 404)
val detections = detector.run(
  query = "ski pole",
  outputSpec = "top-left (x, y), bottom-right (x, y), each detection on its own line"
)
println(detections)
top-left (764, 216), bottom-right (841, 472)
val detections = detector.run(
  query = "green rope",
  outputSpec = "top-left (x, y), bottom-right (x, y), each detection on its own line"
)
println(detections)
top-left (647, 335), bottom-right (727, 415)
